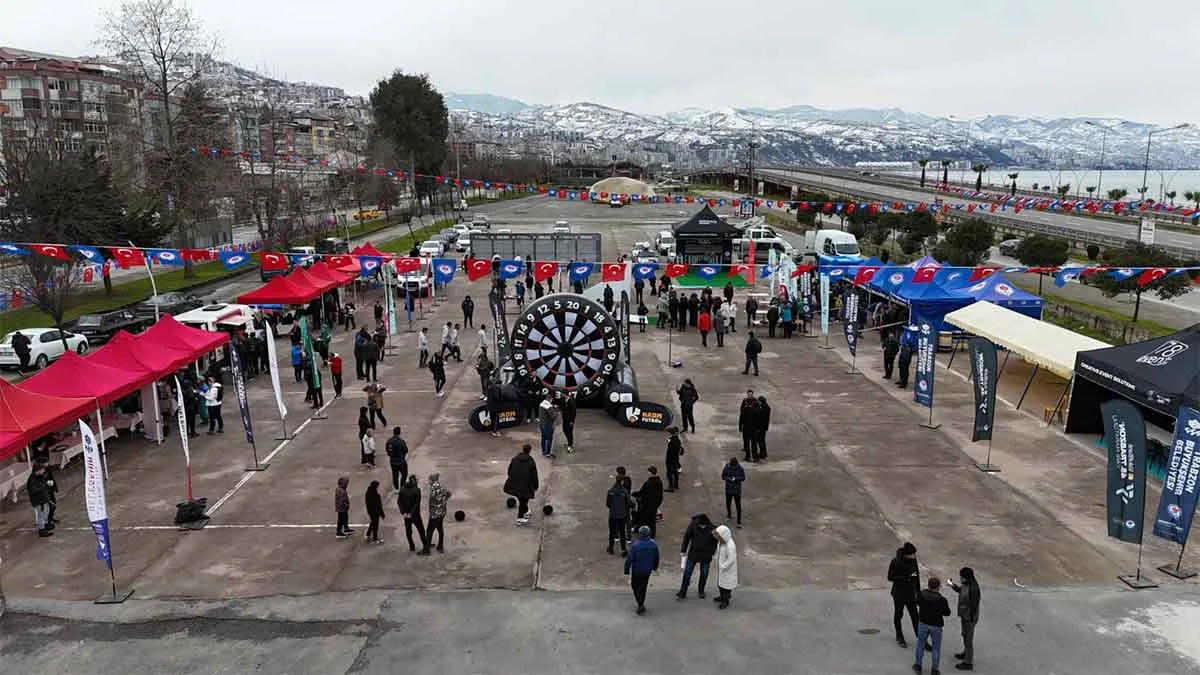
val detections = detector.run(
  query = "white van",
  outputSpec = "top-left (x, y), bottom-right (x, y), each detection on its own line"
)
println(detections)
top-left (174, 303), bottom-right (261, 365)
top-left (654, 231), bottom-right (675, 255)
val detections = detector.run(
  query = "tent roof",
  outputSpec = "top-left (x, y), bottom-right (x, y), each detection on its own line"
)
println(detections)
top-left (951, 274), bottom-right (1043, 308)
top-left (0, 379), bottom-right (95, 461)
top-left (287, 265), bottom-right (337, 294)
top-left (308, 260), bottom-right (354, 286)
top-left (140, 315), bottom-right (229, 357)
top-left (19, 350), bottom-right (150, 407)
top-left (237, 274), bottom-right (322, 305)
top-left (945, 301), bottom-right (1110, 379)
top-left (1074, 323), bottom-right (1200, 416)
top-left (907, 255), bottom-right (943, 269)
top-left (673, 206), bottom-right (740, 238)
top-left (88, 330), bottom-right (197, 377)
top-left (351, 242), bottom-right (385, 257)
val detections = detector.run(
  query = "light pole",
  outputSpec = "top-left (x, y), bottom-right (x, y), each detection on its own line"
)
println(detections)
top-left (1084, 120), bottom-right (1118, 199)
top-left (1140, 123), bottom-right (1190, 204)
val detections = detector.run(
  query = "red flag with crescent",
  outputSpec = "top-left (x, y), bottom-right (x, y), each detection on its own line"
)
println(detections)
top-left (259, 251), bottom-right (288, 271)
top-left (534, 261), bottom-right (559, 283)
top-left (466, 258), bottom-right (492, 281)
top-left (29, 244), bottom-right (71, 261)
top-left (602, 262), bottom-right (626, 282)
top-left (108, 246), bottom-right (146, 269)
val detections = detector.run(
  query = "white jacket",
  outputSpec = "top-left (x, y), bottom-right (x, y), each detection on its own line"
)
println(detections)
top-left (715, 524), bottom-right (738, 590)
top-left (418, 332), bottom-right (429, 351)
top-left (204, 383), bottom-right (222, 408)
top-left (361, 435), bottom-right (376, 455)
top-left (720, 303), bottom-right (737, 321)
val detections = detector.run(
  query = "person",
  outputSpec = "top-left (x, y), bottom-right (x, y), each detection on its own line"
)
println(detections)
top-left (882, 327), bottom-right (900, 380)
top-left (11, 330), bottom-right (31, 370)
top-left (637, 301), bottom-right (648, 333)
top-left (486, 378), bottom-right (505, 438)
top-left (291, 343), bottom-right (304, 382)
top-left (461, 295), bottom-right (475, 327)
top-left (504, 444), bottom-right (540, 525)
top-left (668, 292), bottom-right (680, 330)
top-left (515, 279), bottom-right (526, 306)
top-left (606, 476), bottom-right (635, 555)
top-left (354, 327), bottom-right (370, 379)
top-left (742, 331), bottom-right (762, 376)
top-left (745, 297), bottom-right (758, 329)
top-left (634, 276), bottom-right (645, 305)
top-left (307, 360), bottom-right (325, 409)
top-left (721, 457), bottom-right (744, 527)
top-left (357, 406), bottom-right (374, 444)
top-left (360, 427), bottom-right (377, 469)
top-left (914, 578), bottom-right (952, 674)
top-left (889, 542), bottom-right (922, 648)
top-left (474, 324), bottom-right (489, 359)
top-left (42, 462), bottom-right (59, 525)
top-left (440, 321), bottom-right (453, 359)
top-left (329, 352), bottom-right (344, 398)
top-left (623, 525), bottom-right (660, 615)
top-left (26, 464), bottom-right (54, 537)
top-left (714, 524), bottom-right (738, 609)
top-left (449, 323), bottom-right (463, 362)
top-left (714, 300), bottom-right (727, 347)
top-left (426, 473), bottom-right (452, 553)
top-left (204, 376), bottom-right (224, 434)
top-left (738, 391), bottom-right (759, 461)
top-left (475, 352), bottom-right (494, 401)
top-left (364, 480), bottom-right (385, 544)
top-left (334, 477), bottom-right (353, 539)
top-left (428, 352), bottom-right (447, 397)
top-left (603, 284), bottom-right (614, 314)
top-left (697, 307), bottom-right (712, 347)
top-left (766, 301), bottom-right (780, 338)
top-left (373, 301), bottom-right (384, 325)
top-left (676, 379), bottom-right (699, 433)
top-left (897, 325), bottom-right (917, 389)
top-left (362, 333), bottom-right (380, 381)
top-left (688, 293), bottom-right (700, 328)
top-left (722, 281), bottom-right (735, 306)
top-left (632, 466), bottom-right (664, 538)
top-left (677, 513), bottom-right (717, 599)
top-left (721, 298), bottom-right (737, 334)
top-left (397, 475), bottom-right (429, 554)
top-left (343, 301), bottom-right (357, 331)
top-left (664, 426), bottom-right (684, 492)
top-left (538, 393), bottom-right (558, 458)
top-left (781, 301), bottom-right (794, 339)
top-left (385, 426), bottom-right (409, 490)
top-left (948, 567), bottom-right (981, 671)
top-left (560, 391), bottom-right (577, 453)
top-left (417, 327), bottom-right (430, 369)
top-left (364, 382), bottom-right (387, 426)
top-left (754, 395), bottom-right (771, 461)
top-left (656, 292), bottom-right (669, 329)
top-left (181, 378), bottom-right (200, 437)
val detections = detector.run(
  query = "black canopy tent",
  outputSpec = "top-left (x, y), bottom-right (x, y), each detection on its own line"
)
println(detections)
top-left (672, 205), bottom-right (741, 265)
top-left (1066, 324), bottom-right (1200, 435)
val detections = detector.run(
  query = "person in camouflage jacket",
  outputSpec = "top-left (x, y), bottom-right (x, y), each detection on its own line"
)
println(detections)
top-left (425, 473), bottom-right (453, 553)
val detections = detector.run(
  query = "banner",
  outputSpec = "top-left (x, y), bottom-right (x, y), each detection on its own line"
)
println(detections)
top-left (819, 273), bottom-right (830, 336)
top-left (913, 317), bottom-right (935, 409)
top-left (263, 321), bottom-right (288, 420)
top-left (173, 377), bottom-right (190, 465)
top-left (228, 346), bottom-right (255, 445)
top-left (385, 267), bottom-right (398, 336)
top-left (490, 288), bottom-right (511, 366)
top-left (1152, 406), bottom-right (1200, 545)
top-left (620, 290), bottom-right (631, 366)
top-left (1103, 398), bottom-right (1148, 544)
top-left (614, 402), bottom-right (674, 430)
top-left (842, 288), bottom-right (859, 356)
top-left (80, 420), bottom-right (113, 570)
top-left (467, 402), bottom-right (521, 432)
top-left (967, 337), bottom-right (998, 442)
top-left (799, 269), bottom-right (812, 315)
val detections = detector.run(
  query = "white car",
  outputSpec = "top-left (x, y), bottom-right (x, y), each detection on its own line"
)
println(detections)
top-left (453, 223), bottom-right (472, 237)
top-left (418, 239), bottom-right (444, 257)
top-left (456, 233), bottom-right (472, 253)
top-left (400, 260), bottom-right (431, 298)
top-left (495, 228), bottom-right (512, 234)
top-left (0, 327), bottom-right (89, 371)
top-left (471, 214), bottom-right (491, 230)
top-left (553, 220), bottom-right (570, 234)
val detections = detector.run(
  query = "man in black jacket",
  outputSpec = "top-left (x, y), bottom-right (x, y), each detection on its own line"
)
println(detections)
top-left (742, 332), bottom-right (762, 376)
top-left (914, 578), bottom-right (952, 674)
top-left (631, 466), bottom-right (663, 538)
top-left (26, 464), bottom-right (54, 537)
top-left (676, 513), bottom-right (717, 599)
top-left (738, 391), bottom-right (759, 462)
top-left (504, 444), bottom-right (540, 524)
top-left (605, 477), bottom-right (634, 555)
top-left (745, 297), bottom-right (758, 329)
top-left (948, 567), bottom-right (981, 671)
top-left (753, 395), bottom-right (771, 461)
top-left (888, 542), bottom-right (921, 648)
top-left (559, 392), bottom-right (577, 453)
top-left (385, 427), bottom-right (409, 491)
top-left (396, 475), bottom-right (429, 554)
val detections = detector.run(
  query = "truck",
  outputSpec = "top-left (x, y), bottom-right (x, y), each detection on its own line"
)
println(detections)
top-left (802, 229), bottom-right (861, 261)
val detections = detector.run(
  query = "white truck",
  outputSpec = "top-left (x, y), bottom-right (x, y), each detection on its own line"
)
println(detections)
top-left (802, 229), bottom-right (861, 261)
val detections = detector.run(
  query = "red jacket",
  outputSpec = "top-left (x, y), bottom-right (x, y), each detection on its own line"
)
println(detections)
top-left (697, 312), bottom-right (712, 332)
top-left (329, 355), bottom-right (343, 375)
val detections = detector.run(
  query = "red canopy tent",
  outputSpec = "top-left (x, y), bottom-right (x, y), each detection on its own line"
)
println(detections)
top-left (287, 265), bottom-right (337, 294)
top-left (88, 330), bottom-right (198, 377)
top-left (237, 273), bottom-right (322, 305)
top-left (0, 379), bottom-right (96, 461)
top-left (140, 315), bottom-right (230, 358)
top-left (20, 351), bottom-right (151, 407)
top-left (308, 260), bottom-right (354, 286)
top-left (335, 258), bottom-right (363, 276)
top-left (351, 242), bottom-right (386, 257)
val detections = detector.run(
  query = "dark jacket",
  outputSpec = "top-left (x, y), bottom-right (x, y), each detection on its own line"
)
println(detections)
top-left (917, 588), bottom-right (952, 627)
top-left (624, 534), bottom-right (660, 576)
top-left (365, 483), bottom-right (385, 518)
top-left (954, 578), bottom-right (981, 623)
top-left (606, 485), bottom-right (634, 519)
top-left (462, 297), bottom-right (474, 315)
top-left (721, 462), bottom-right (745, 495)
top-left (745, 335), bottom-right (763, 356)
top-left (560, 396), bottom-right (577, 424)
top-left (363, 340), bottom-right (381, 362)
top-left (745, 298), bottom-right (758, 315)
top-left (757, 399), bottom-right (771, 432)
top-left (633, 476), bottom-right (664, 517)
top-left (334, 478), bottom-right (350, 513)
top-left (397, 484), bottom-right (422, 517)
top-left (428, 358), bottom-right (445, 380)
top-left (386, 436), bottom-right (408, 467)
top-left (887, 553), bottom-right (920, 600)
top-left (504, 453), bottom-right (540, 499)
top-left (681, 514), bottom-right (718, 563)
top-left (738, 398), bottom-right (759, 432)
top-left (677, 382), bottom-right (699, 407)
top-left (766, 306), bottom-right (780, 324)
top-left (665, 434), bottom-right (684, 471)
top-left (486, 380), bottom-right (505, 408)
top-left (25, 472), bottom-right (51, 507)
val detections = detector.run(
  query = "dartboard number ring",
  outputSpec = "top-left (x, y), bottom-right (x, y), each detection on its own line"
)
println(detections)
top-left (510, 294), bottom-right (621, 399)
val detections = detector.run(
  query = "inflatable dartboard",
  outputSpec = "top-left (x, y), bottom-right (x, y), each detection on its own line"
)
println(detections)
top-left (510, 294), bottom-right (620, 400)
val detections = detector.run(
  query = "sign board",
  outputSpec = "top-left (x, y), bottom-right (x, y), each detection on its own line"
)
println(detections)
top-left (1139, 218), bottom-right (1156, 245)
top-left (467, 403), bottom-right (522, 432)
top-left (613, 401), bottom-right (674, 431)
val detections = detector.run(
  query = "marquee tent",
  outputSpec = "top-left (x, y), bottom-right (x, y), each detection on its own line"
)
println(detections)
top-left (950, 274), bottom-right (1043, 319)
top-left (350, 242), bottom-right (386, 257)
top-left (672, 205), bottom-right (740, 265)
top-left (287, 265), bottom-right (338, 294)
top-left (1066, 324), bottom-right (1200, 435)
top-left (140, 315), bottom-right (230, 357)
top-left (88, 330), bottom-right (198, 377)
top-left (237, 274), bottom-right (322, 305)
top-left (0, 380), bottom-right (95, 461)
top-left (308, 260), bottom-right (355, 286)
top-left (20, 351), bottom-right (149, 407)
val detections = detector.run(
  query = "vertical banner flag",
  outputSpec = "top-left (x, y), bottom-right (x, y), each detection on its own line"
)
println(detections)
top-left (263, 321), bottom-right (288, 420)
top-left (913, 317), bottom-right (935, 409)
top-left (80, 420), bottom-right (113, 570)
top-left (819, 274), bottom-right (831, 336)
top-left (799, 269), bottom-right (812, 317)
top-left (1152, 406), bottom-right (1200, 545)
top-left (1103, 399), bottom-right (1148, 544)
top-left (842, 288), bottom-right (859, 355)
top-left (228, 345), bottom-right (255, 445)
top-left (490, 288), bottom-right (511, 366)
top-left (173, 376), bottom-right (190, 465)
top-left (967, 337), bottom-right (998, 442)
top-left (385, 266), bottom-right (398, 336)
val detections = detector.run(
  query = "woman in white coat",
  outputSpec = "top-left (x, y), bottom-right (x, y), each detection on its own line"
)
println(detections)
top-left (714, 524), bottom-right (738, 609)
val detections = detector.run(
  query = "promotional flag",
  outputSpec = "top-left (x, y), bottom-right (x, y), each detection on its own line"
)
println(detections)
top-left (1108, 268), bottom-right (1137, 281)
top-left (1054, 264), bottom-right (1084, 287)
top-left (968, 266), bottom-right (998, 282)
top-left (108, 246), bottom-right (146, 269)
top-left (0, 243), bottom-right (30, 255)
top-left (71, 245), bottom-right (105, 264)
top-left (260, 251), bottom-right (289, 271)
top-left (842, 288), bottom-right (859, 356)
top-left (632, 262), bottom-right (657, 281)
top-left (1136, 268), bottom-right (1168, 286)
top-left (30, 244), bottom-right (71, 261)
top-left (760, 264), bottom-right (777, 279)
top-left (533, 261), bottom-right (558, 283)
top-left (664, 263), bottom-right (688, 278)
top-left (227, 343), bottom-right (255, 445)
top-left (327, 254), bottom-right (352, 269)
top-left (359, 256), bottom-right (382, 277)
top-left (299, 315), bottom-right (321, 392)
top-left (149, 248), bottom-right (184, 266)
top-left (967, 337), bottom-right (998, 442)
top-left (694, 264), bottom-right (720, 280)
top-left (432, 258), bottom-right (457, 284)
top-left (80, 420), bottom-right (113, 570)
top-left (219, 250), bottom-right (251, 270)
top-left (173, 376), bottom-right (191, 466)
top-left (1103, 398), bottom-right (1148, 544)
top-left (912, 266), bottom-right (939, 283)
top-left (498, 259), bottom-right (523, 280)
top-left (386, 270), bottom-right (398, 336)
top-left (602, 262), bottom-right (626, 282)
top-left (913, 317), bottom-right (936, 409)
top-left (393, 257), bottom-right (421, 274)
top-left (569, 262), bottom-right (594, 284)
top-left (819, 273), bottom-right (831, 337)
top-left (1152, 406), bottom-right (1200, 545)
top-left (466, 257), bottom-right (492, 281)
top-left (263, 321), bottom-right (288, 420)
top-left (489, 288), bottom-right (512, 365)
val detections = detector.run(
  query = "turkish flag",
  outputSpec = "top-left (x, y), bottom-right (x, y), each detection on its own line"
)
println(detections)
top-left (732, 199), bottom-right (741, 207)
top-left (989, 203), bottom-right (999, 213)
top-left (183, 248), bottom-right (211, 262)
top-left (108, 246), bottom-right (146, 269)
top-left (684, 196), bottom-right (694, 204)
top-left (602, 262), bottom-right (626, 282)
top-left (82, 266), bottom-right (95, 284)
top-left (729, 264), bottom-right (750, 277)
top-left (912, 265), bottom-right (939, 283)
top-left (30, 244), bottom-right (71, 261)
top-left (1137, 268), bottom-right (1168, 286)
top-left (259, 251), bottom-right (289, 271)
top-left (853, 266), bottom-right (881, 285)
top-left (664, 263), bottom-right (688, 278)
top-left (328, 255), bottom-right (352, 268)
top-left (533, 260), bottom-right (558, 282)
top-left (968, 266), bottom-right (997, 282)
top-left (393, 257), bottom-right (421, 274)
top-left (466, 258), bottom-right (492, 281)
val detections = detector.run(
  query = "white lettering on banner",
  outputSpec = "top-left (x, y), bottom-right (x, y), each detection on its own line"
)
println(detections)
top-left (80, 421), bottom-right (107, 523)
top-left (1136, 340), bottom-right (1189, 367)
top-left (974, 351), bottom-right (990, 414)
top-left (1112, 416), bottom-right (1135, 503)
top-left (1079, 361), bottom-right (1138, 391)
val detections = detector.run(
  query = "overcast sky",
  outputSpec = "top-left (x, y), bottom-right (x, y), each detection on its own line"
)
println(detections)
top-left (3, 0), bottom-right (1194, 123)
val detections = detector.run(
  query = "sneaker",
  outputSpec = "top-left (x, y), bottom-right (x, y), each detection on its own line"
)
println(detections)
top-left (491, 432), bottom-right (501, 438)
top-left (566, 446), bottom-right (574, 454)
top-left (417, 549), bottom-right (431, 556)
top-left (898, 639), bottom-right (908, 649)
top-left (516, 517), bottom-right (529, 525)
top-left (336, 533), bottom-right (347, 539)
top-left (374, 539), bottom-right (385, 545)
top-left (954, 664), bottom-right (972, 671)
top-left (718, 600), bottom-right (729, 609)
top-left (436, 392), bottom-right (445, 398)
top-left (912, 666), bottom-right (922, 674)
top-left (697, 591), bottom-right (706, 599)
top-left (38, 529), bottom-right (54, 538)
top-left (635, 606), bottom-right (646, 615)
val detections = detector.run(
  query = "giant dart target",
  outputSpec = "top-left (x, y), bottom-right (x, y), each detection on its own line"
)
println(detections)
top-left (510, 294), bottom-right (620, 399)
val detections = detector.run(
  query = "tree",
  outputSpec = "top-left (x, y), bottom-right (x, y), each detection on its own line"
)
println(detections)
top-left (1185, 190), bottom-right (1200, 210)
top-left (1086, 244), bottom-right (1100, 260)
top-left (369, 71), bottom-right (449, 182)
top-left (1056, 184), bottom-right (1071, 198)
top-left (918, 159), bottom-right (929, 188)
top-left (1108, 188), bottom-right (1128, 201)
top-left (1085, 186), bottom-right (1096, 198)
top-left (1008, 172), bottom-right (1019, 196)
top-left (1087, 242), bottom-right (1194, 322)
top-left (933, 218), bottom-right (994, 266)
top-left (971, 163), bottom-right (989, 191)
top-left (1014, 235), bottom-right (1069, 294)
top-left (940, 159), bottom-right (951, 186)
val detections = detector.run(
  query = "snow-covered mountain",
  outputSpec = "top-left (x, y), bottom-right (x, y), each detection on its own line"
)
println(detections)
top-left (446, 96), bottom-right (1200, 169)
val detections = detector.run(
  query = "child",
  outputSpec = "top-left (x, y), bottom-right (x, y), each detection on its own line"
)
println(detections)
top-left (361, 428), bottom-right (377, 469)
top-left (637, 301), bottom-right (649, 333)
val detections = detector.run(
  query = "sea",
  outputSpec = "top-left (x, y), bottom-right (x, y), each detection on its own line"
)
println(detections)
top-left (884, 168), bottom-right (1200, 201)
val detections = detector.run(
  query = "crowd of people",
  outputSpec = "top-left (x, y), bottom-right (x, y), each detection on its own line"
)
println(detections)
top-left (889, 542), bottom-right (983, 672)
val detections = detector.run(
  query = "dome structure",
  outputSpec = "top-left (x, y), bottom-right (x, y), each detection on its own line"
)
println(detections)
top-left (588, 176), bottom-right (653, 198)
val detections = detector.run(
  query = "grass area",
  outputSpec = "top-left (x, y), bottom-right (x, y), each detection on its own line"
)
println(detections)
top-left (1006, 277), bottom-right (1177, 338)
top-left (339, 214), bottom-right (408, 241)
top-left (465, 190), bottom-right (537, 207)
top-left (673, 271), bottom-right (750, 289)
top-left (1037, 312), bottom-right (1122, 343)
top-left (376, 219), bottom-right (457, 254)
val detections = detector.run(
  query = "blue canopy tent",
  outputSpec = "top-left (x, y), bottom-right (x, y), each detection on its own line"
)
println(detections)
top-left (950, 273), bottom-right (1043, 319)
top-left (895, 276), bottom-right (976, 332)
top-left (907, 255), bottom-right (942, 269)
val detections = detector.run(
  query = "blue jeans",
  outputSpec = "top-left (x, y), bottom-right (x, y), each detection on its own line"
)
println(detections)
top-left (915, 623), bottom-right (943, 671)
top-left (540, 425), bottom-right (554, 456)
top-left (679, 559), bottom-right (710, 595)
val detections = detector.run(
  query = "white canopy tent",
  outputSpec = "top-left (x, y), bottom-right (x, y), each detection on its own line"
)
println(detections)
top-left (944, 301), bottom-right (1111, 415)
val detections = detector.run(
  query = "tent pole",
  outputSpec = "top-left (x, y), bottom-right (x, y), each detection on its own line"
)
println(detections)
top-left (1016, 364), bottom-right (1039, 410)
top-left (95, 404), bottom-right (110, 480)
top-left (945, 337), bottom-right (959, 371)
top-left (1046, 375), bottom-right (1073, 427)
top-left (997, 350), bottom-right (1012, 377)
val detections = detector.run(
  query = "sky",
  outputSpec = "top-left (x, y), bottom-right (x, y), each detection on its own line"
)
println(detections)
top-left (3, 0), bottom-right (1195, 124)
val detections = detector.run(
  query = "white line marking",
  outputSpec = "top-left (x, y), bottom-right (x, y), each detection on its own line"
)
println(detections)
top-left (57, 523), bottom-right (370, 531)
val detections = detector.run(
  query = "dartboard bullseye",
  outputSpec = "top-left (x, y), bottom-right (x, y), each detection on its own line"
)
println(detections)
top-left (509, 294), bottom-right (620, 400)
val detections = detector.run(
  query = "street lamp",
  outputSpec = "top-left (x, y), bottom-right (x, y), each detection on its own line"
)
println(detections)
top-left (1140, 123), bottom-right (1190, 204)
top-left (1084, 120), bottom-right (1119, 199)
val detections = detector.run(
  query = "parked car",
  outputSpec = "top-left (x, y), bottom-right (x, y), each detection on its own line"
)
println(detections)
top-left (288, 246), bottom-right (317, 267)
top-left (315, 237), bottom-right (350, 255)
top-left (456, 233), bottom-right (472, 253)
top-left (495, 228), bottom-right (512, 234)
top-left (998, 238), bottom-right (1023, 256)
top-left (552, 220), bottom-right (571, 234)
top-left (72, 309), bottom-right (149, 345)
top-left (418, 239), bottom-right (444, 257)
top-left (0, 328), bottom-right (89, 371)
top-left (439, 227), bottom-right (459, 243)
top-left (453, 223), bottom-right (472, 237)
top-left (134, 292), bottom-right (205, 320)
top-left (471, 214), bottom-right (491, 230)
